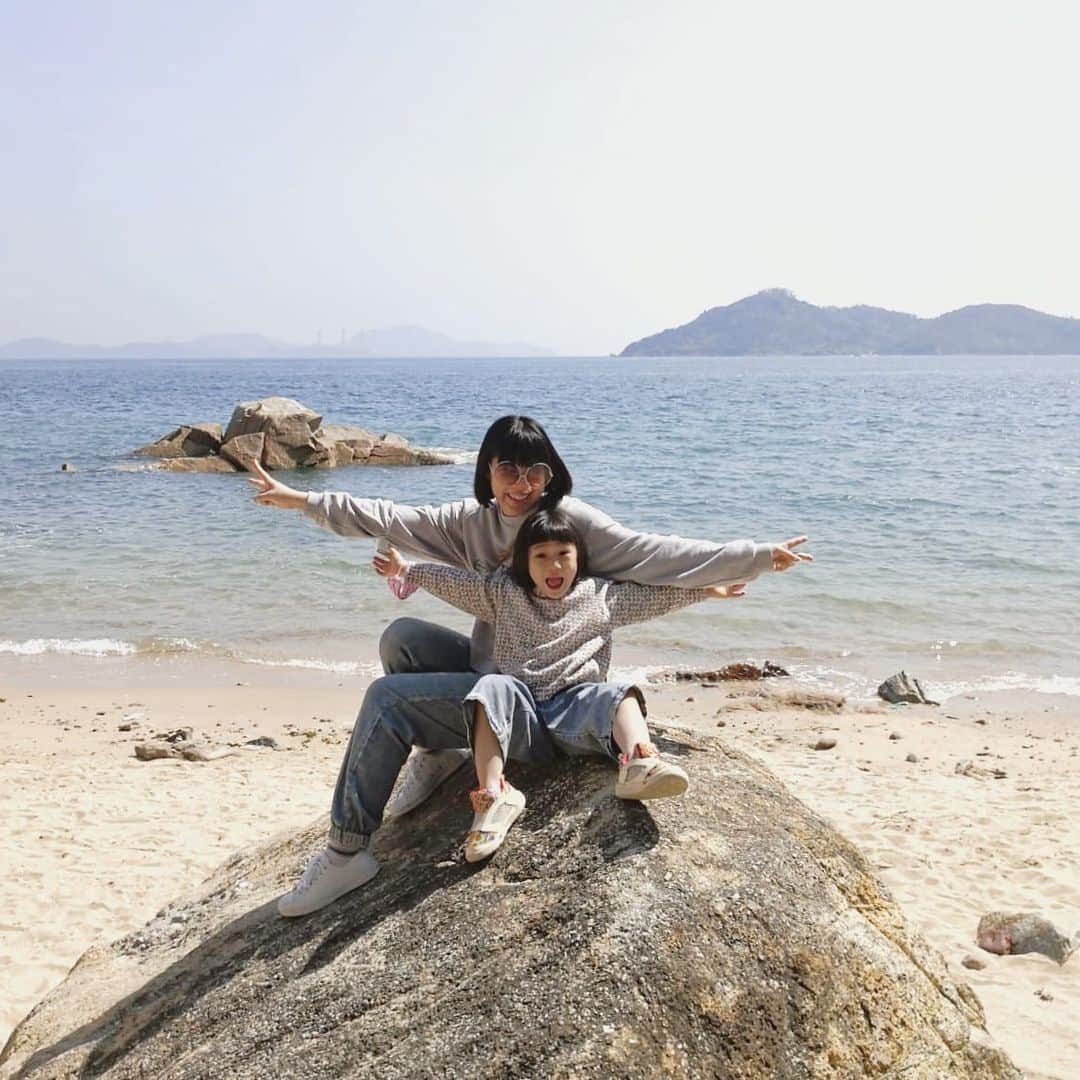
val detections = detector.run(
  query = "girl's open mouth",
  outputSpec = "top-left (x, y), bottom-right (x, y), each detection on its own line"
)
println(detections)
top-left (545, 577), bottom-right (565, 591)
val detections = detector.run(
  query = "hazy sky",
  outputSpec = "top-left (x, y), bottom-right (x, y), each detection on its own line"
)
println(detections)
top-left (2, 0), bottom-right (1077, 354)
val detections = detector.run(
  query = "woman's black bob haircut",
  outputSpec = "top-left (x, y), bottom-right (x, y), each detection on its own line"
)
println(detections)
top-left (510, 509), bottom-right (589, 592)
top-left (473, 415), bottom-right (572, 511)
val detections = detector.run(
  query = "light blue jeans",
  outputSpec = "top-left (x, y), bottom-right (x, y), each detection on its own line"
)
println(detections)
top-left (328, 618), bottom-right (552, 853)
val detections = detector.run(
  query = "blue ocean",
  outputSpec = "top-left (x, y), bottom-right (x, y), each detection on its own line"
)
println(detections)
top-left (1, 355), bottom-right (1077, 698)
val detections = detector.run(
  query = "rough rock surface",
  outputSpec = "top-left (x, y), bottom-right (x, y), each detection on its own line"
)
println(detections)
top-left (1, 730), bottom-right (1018, 1080)
top-left (976, 912), bottom-right (1077, 965)
top-left (133, 398), bottom-right (455, 473)
top-left (877, 671), bottom-right (939, 706)
top-left (134, 423), bottom-right (223, 458)
top-left (147, 456), bottom-right (237, 474)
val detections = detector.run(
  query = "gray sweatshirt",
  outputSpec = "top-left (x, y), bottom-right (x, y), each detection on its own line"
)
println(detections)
top-left (406, 563), bottom-right (713, 700)
top-left (304, 491), bottom-right (774, 669)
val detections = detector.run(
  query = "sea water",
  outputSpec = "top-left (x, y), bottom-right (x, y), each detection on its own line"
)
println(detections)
top-left (1, 354), bottom-right (1077, 698)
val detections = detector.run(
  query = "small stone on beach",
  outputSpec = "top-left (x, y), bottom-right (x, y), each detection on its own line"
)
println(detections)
top-left (961, 955), bottom-right (986, 970)
top-left (905, 753), bottom-right (919, 763)
top-left (812, 738), bottom-right (836, 751)
top-left (889, 732), bottom-right (902, 741)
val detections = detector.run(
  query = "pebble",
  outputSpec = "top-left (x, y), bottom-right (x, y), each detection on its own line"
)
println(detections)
top-left (715, 719), bottom-right (727, 727)
top-left (961, 954), bottom-right (986, 970)
top-left (888, 732), bottom-right (902, 741)
top-left (1035, 988), bottom-right (1055, 1002)
top-left (812, 738), bottom-right (836, 751)
top-left (905, 753), bottom-right (919, 763)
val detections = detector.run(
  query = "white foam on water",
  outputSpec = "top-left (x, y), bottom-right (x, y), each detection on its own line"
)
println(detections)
top-left (239, 656), bottom-right (382, 677)
top-left (427, 448), bottom-right (478, 465)
top-left (786, 663), bottom-right (1080, 700)
top-left (0, 637), bottom-right (137, 657)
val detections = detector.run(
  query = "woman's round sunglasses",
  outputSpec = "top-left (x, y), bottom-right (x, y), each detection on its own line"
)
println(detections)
top-left (491, 460), bottom-right (553, 489)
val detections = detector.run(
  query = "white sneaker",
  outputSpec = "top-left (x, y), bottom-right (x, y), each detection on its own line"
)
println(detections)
top-left (615, 742), bottom-right (689, 801)
top-left (384, 747), bottom-right (471, 818)
top-left (277, 848), bottom-right (380, 917)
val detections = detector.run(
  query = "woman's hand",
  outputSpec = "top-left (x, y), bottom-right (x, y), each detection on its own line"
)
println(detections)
top-left (373, 545), bottom-right (408, 578)
top-left (247, 461), bottom-right (307, 510)
top-left (706, 582), bottom-right (747, 599)
top-left (771, 536), bottom-right (813, 572)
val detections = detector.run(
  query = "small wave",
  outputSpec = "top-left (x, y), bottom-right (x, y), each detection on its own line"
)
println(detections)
top-left (239, 656), bottom-right (381, 677)
top-left (0, 635), bottom-right (205, 658)
top-left (428, 448), bottom-right (478, 465)
top-left (0, 637), bottom-right (138, 657)
top-left (931, 671), bottom-right (1080, 698)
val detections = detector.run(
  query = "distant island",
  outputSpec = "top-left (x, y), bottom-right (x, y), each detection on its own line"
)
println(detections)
top-left (0, 325), bottom-right (552, 360)
top-left (620, 290), bottom-right (1080, 356)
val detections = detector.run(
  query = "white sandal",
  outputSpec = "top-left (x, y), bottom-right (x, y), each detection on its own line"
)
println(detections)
top-left (465, 780), bottom-right (526, 862)
top-left (616, 741), bottom-right (689, 800)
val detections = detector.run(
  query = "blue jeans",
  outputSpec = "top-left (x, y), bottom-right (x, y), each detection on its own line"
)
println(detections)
top-left (328, 618), bottom-right (553, 853)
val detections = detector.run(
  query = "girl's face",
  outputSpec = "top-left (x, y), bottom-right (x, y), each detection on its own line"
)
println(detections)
top-left (527, 540), bottom-right (578, 599)
top-left (488, 457), bottom-right (550, 518)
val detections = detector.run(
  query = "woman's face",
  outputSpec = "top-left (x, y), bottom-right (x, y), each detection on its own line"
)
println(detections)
top-left (488, 458), bottom-right (550, 518)
top-left (527, 540), bottom-right (578, 598)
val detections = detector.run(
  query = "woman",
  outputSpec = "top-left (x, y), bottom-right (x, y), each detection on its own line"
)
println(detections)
top-left (249, 415), bottom-right (811, 915)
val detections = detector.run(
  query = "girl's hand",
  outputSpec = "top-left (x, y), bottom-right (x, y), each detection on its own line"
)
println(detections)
top-left (373, 545), bottom-right (408, 578)
top-left (247, 461), bottom-right (307, 510)
top-left (771, 536), bottom-right (813, 572)
top-left (707, 582), bottom-right (746, 599)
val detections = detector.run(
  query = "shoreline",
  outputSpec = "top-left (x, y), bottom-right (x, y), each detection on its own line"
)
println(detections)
top-left (1, 668), bottom-right (1077, 1076)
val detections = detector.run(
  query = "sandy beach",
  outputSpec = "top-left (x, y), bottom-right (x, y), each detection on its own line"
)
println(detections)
top-left (1, 663), bottom-right (1076, 1077)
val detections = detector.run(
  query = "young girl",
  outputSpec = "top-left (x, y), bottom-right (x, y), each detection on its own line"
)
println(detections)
top-left (373, 508), bottom-right (746, 863)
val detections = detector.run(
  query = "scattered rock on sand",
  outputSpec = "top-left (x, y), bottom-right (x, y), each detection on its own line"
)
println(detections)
top-left (889, 731), bottom-right (902, 740)
top-left (245, 736), bottom-right (281, 750)
top-left (962, 954), bottom-right (987, 970)
top-left (878, 670), bottom-right (940, 706)
top-left (955, 760), bottom-right (1007, 780)
top-left (812, 737), bottom-right (837, 751)
top-left (135, 726), bottom-right (237, 763)
top-left (1034, 988), bottom-right (1055, 1001)
top-left (976, 912), bottom-right (1077, 965)
top-left (905, 752), bottom-right (920, 763)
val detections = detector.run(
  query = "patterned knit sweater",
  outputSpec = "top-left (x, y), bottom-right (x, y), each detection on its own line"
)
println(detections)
top-left (405, 563), bottom-right (713, 701)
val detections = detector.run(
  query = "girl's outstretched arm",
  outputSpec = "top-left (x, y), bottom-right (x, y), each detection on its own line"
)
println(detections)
top-left (374, 546), bottom-right (499, 622)
top-left (605, 580), bottom-right (745, 628)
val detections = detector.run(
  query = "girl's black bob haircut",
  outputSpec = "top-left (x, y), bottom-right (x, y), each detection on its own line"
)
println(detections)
top-left (473, 415), bottom-right (572, 512)
top-left (510, 509), bottom-right (589, 592)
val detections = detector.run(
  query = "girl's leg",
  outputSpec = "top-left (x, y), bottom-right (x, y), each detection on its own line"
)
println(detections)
top-left (462, 675), bottom-right (549, 862)
top-left (472, 701), bottom-right (506, 791)
top-left (612, 693), bottom-right (651, 757)
top-left (541, 683), bottom-right (688, 802)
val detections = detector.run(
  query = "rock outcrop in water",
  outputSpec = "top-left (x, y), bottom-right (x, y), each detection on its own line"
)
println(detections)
top-left (134, 397), bottom-right (455, 472)
top-left (0, 729), bottom-right (1018, 1080)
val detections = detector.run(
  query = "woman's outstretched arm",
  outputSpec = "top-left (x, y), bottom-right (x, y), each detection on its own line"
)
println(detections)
top-left (248, 461), bottom-right (470, 565)
top-left (561, 497), bottom-right (812, 588)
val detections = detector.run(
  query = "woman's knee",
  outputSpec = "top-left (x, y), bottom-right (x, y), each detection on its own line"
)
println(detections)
top-left (378, 618), bottom-right (425, 674)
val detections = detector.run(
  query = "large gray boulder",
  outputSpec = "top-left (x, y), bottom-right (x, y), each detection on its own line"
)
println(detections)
top-left (0, 730), bottom-right (1018, 1079)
